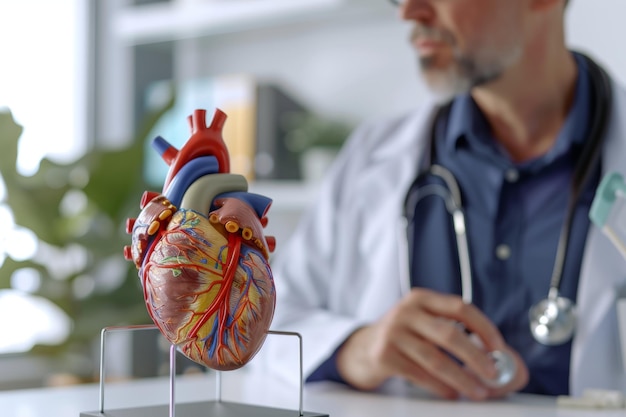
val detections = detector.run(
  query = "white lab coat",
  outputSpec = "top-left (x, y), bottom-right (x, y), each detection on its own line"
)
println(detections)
top-left (261, 80), bottom-right (626, 396)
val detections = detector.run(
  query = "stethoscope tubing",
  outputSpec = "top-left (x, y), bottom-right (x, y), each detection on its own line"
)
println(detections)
top-left (403, 53), bottom-right (612, 346)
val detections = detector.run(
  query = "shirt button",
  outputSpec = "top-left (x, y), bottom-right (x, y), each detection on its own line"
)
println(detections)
top-left (505, 168), bottom-right (519, 183)
top-left (495, 244), bottom-right (511, 260)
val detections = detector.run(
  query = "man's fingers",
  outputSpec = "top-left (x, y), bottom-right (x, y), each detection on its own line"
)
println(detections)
top-left (407, 289), bottom-right (505, 351)
top-left (391, 329), bottom-right (490, 400)
top-left (382, 347), bottom-right (459, 399)
top-left (409, 314), bottom-right (499, 382)
top-left (348, 288), bottom-right (527, 400)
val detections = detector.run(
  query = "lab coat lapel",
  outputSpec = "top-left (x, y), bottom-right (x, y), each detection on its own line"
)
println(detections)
top-left (571, 82), bottom-right (626, 395)
top-left (354, 103), bottom-right (440, 313)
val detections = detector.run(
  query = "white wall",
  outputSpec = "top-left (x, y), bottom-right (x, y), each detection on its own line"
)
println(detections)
top-left (566, 0), bottom-right (626, 88)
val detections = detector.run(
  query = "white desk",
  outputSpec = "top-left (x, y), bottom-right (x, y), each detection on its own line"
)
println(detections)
top-left (0, 369), bottom-right (620, 417)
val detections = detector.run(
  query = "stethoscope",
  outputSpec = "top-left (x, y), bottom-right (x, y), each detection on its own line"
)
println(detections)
top-left (403, 54), bottom-right (611, 385)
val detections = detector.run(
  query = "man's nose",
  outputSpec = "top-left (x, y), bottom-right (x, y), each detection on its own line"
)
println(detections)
top-left (399, 0), bottom-right (436, 23)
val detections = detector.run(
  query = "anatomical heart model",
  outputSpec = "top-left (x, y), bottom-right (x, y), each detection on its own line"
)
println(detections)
top-left (124, 108), bottom-right (276, 371)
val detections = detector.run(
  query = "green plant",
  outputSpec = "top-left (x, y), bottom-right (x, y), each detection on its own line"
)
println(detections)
top-left (282, 111), bottom-right (353, 154)
top-left (0, 102), bottom-right (171, 379)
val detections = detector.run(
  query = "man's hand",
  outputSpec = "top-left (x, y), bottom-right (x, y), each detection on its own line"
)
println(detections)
top-left (336, 288), bottom-right (529, 400)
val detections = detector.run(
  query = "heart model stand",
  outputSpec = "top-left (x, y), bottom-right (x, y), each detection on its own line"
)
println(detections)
top-left (79, 324), bottom-right (328, 417)
top-left (81, 109), bottom-right (328, 416)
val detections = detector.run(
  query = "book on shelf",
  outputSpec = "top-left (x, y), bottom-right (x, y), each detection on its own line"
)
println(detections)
top-left (142, 74), bottom-right (306, 186)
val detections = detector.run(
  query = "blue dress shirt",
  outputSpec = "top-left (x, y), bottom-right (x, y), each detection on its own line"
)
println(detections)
top-left (309, 53), bottom-right (600, 396)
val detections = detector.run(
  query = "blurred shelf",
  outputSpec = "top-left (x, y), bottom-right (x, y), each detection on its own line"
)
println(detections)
top-left (112, 0), bottom-right (387, 45)
top-left (249, 180), bottom-right (319, 212)
top-left (0, 354), bottom-right (54, 390)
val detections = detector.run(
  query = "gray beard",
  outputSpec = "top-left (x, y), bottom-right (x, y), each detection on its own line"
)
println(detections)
top-left (418, 47), bottom-right (522, 103)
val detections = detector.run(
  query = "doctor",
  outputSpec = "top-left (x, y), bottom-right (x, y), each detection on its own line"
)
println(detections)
top-left (266, 0), bottom-right (626, 400)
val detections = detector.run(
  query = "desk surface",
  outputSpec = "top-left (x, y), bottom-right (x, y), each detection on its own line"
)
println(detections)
top-left (0, 370), bottom-right (620, 417)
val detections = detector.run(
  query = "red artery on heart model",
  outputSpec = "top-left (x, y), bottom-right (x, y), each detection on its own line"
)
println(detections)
top-left (124, 109), bottom-right (276, 371)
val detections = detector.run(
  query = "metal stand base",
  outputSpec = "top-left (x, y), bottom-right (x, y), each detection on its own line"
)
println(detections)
top-left (80, 325), bottom-right (327, 417)
top-left (80, 400), bottom-right (328, 417)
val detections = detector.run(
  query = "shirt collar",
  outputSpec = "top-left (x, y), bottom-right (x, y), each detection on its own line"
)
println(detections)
top-left (443, 52), bottom-right (592, 167)
top-left (444, 93), bottom-right (486, 153)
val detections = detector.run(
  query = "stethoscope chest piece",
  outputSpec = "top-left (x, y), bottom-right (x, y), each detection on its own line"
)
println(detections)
top-left (529, 296), bottom-right (576, 346)
top-left (484, 350), bottom-right (517, 387)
